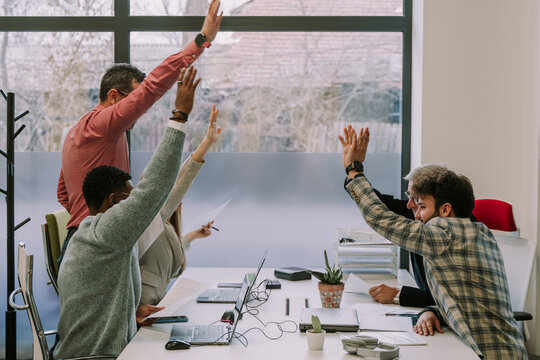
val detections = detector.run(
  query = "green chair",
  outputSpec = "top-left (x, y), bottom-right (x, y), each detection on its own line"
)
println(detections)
top-left (41, 209), bottom-right (70, 294)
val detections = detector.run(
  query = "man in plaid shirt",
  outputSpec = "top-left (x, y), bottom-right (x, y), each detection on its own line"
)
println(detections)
top-left (339, 125), bottom-right (526, 359)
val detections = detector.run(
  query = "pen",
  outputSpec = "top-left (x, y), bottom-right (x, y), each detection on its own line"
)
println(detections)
top-left (384, 313), bottom-right (417, 317)
top-left (211, 226), bottom-right (219, 231)
top-left (305, 298), bottom-right (309, 308)
top-left (285, 298), bottom-right (290, 316)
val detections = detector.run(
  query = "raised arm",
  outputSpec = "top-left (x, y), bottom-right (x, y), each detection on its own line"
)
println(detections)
top-left (160, 105), bottom-right (221, 221)
top-left (340, 126), bottom-right (450, 259)
top-left (90, 0), bottom-right (222, 140)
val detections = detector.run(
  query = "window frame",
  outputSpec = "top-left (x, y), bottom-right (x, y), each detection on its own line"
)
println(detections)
top-left (0, 0), bottom-right (412, 267)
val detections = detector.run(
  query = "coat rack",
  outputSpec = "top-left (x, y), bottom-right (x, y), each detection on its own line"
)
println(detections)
top-left (1, 90), bottom-right (31, 360)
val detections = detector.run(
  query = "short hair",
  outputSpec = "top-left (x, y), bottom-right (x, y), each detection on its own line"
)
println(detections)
top-left (99, 63), bottom-right (146, 102)
top-left (404, 164), bottom-right (448, 183)
top-left (412, 169), bottom-right (475, 218)
top-left (82, 165), bottom-right (132, 209)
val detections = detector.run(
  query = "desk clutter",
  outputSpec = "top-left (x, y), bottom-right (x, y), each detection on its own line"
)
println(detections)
top-left (335, 227), bottom-right (399, 277)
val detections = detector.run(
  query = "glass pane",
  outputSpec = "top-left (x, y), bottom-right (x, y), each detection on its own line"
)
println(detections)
top-left (130, 31), bottom-right (402, 154)
top-left (0, 0), bottom-right (113, 16)
top-left (131, 0), bottom-right (403, 16)
top-left (0, 32), bottom-right (114, 151)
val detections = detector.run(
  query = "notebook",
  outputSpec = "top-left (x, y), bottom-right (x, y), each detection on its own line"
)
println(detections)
top-left (299, 307), bottom-right (359, 332)
top-left (196, 250), bottom-right (267, 303)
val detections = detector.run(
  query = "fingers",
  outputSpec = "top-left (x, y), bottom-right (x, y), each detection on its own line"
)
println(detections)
top-left (177, 67), bottom-right (187, 84)
top-left (193, 77), bottom-right (201, 89)
top-left (338, 134), bottom-right (346, 148)
top-left (436, 321), bottom-right (444, 333)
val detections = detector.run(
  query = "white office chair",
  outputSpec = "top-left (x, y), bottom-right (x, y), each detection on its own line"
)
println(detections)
top-left (9, 243), bottom-right (116, 360)
top-left (493, 233), bottom-right (537, 339)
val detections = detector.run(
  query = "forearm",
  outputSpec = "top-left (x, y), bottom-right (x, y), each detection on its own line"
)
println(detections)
top-left (98, 42), bottom-right (202, 139)
top-left (95, 123), bottom-right (186, 250)
top-left (160, 156), bottom-right (204, 220)
top-left (345, 175), bottom-right (445, 258)
top-left (191, 138), bottom-right (213, 163)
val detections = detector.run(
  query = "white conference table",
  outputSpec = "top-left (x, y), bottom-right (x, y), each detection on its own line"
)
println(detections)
top-left (118, 267), bottom-right (478, 360)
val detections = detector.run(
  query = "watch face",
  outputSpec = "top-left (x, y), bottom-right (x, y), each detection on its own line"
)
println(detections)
top-left (195, 33), bottom-right (206, 46)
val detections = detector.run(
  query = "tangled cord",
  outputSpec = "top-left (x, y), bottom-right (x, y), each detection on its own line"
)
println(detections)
top-left (230, 279), bottom-right (298, 347)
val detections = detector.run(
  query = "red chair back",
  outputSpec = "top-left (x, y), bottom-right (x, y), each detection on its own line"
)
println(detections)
top-left (472, 199), bottom-right (517, 232)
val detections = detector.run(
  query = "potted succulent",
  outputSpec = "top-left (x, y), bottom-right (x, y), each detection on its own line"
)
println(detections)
top-left (309, 250), bottom-right (344, 308)
top-left (306, 315), bottom-right (326, 350)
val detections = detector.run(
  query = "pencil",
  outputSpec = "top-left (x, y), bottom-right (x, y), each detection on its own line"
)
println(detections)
top-left (285, 298), bottom-right (290, 316)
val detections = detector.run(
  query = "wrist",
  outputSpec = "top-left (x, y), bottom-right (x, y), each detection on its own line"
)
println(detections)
top-left (347, 170), bottom-right (362, 179)
top-left (345, 161), bottom-right (364, 176)
top-left (392, 290), bottom-right (401, 305)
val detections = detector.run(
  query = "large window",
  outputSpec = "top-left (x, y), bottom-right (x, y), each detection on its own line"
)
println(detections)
top-left (131, 31), bottom-right (403, 153)
top-left (0, 2), bottom-right (411, 358)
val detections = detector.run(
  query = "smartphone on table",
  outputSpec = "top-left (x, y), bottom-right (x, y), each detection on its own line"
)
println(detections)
top-left (152, 315), bottom-right (189, 324)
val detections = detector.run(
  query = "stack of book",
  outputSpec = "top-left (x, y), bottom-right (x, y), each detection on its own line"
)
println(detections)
top-left (335, 227), bottom-right (399, 277)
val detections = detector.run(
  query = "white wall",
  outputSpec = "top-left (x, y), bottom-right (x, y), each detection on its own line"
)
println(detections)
top-left (413, 0), bottom-right (539, 353)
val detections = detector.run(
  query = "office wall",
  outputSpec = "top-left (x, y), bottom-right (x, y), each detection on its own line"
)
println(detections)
top-left (413, 0), bottom-right (540, 353)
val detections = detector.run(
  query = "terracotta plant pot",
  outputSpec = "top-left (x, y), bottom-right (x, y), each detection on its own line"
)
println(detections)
top-left (318, 282), bottom-right (345, 308)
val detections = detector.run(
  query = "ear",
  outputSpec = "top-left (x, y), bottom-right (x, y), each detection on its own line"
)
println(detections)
top-left (108, 193), bottom-right (117, 207)
top-left (439, 203), bottom-right (453, 217)
top-left (108, 89), bottom-right (121, 105)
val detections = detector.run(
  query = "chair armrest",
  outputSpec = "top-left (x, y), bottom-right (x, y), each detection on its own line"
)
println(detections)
top-left (513, 311), bottom-right (533, 321)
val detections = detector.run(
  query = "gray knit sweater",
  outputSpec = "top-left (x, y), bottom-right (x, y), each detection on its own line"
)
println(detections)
top-left (54, 125), bottom-right (185, 359)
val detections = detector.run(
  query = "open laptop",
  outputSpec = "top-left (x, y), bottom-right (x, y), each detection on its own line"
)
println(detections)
top-left (196, 250), bottom-right (267, 303)
top-left (169, 252), bottom-right (267, 345)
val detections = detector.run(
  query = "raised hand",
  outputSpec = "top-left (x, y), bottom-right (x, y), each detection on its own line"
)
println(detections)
top-left (204, 104), bottom-right (222, 145)
top-left (174, 66), bottom-right (201, 116)
top-left (201, 0), bottom-right (223, 43)
top-left (191, 104), bottom-right (222, 163)
top-left (338, 125), bottom-right (370, 169)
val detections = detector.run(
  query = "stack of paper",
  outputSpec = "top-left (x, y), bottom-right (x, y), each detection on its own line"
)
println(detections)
top-left (335, 228), bottom-right (399, 276)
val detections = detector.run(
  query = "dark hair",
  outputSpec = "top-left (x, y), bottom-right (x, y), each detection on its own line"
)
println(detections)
top-left (82, 165), bottom-right (132, 209)
top-left (99, 63), bottom-right (146, 102)
top-left (412, 170), bottom-right (475, 218)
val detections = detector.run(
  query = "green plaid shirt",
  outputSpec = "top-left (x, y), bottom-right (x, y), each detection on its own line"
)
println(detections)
top-left (346, 175), bottom-right (527, 359)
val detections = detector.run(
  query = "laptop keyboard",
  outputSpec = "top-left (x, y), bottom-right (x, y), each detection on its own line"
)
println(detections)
top-left (192, 325), bottom-right (227, 342)
top-left (172, 325), bottom-right (228, 343)
top-left (215, 289), bottom-right (240, 302)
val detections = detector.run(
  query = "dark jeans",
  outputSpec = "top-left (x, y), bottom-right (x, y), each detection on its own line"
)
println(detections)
top-left (56, 226), bottom-right (78, 271)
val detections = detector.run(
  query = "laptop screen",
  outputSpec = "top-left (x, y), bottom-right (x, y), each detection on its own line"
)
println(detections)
top-left (233, 250), bottom-right (267, 312)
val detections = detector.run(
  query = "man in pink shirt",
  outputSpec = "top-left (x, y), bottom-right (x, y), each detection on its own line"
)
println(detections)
top-left (57, 0), bottom-right (222, 267)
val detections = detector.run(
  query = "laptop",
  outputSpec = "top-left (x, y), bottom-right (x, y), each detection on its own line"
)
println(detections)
top-left (196, 250), bottom-right (267, 303)
top-left (169, 252), bottom-right (267, 345)
top-left (299, 308), bottom-right (359, 332)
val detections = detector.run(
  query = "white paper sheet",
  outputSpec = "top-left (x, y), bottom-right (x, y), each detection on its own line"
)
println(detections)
top-left (184, 196), bottom-right (234, 233)
top-left (353, 303), bottom-right (413, 332)
top-left (344, 273), bottom-right (371, 295)
top-left (143, 277), bottom-right (212, 321)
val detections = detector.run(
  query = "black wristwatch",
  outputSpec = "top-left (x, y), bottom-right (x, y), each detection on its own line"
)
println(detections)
top-left (345, 161), bottom-right (364, 175)
top-left (195, 33), bottom-right (211, 48)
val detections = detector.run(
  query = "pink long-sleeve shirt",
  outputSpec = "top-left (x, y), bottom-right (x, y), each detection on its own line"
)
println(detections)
top-left (57, 41), bottom-right (201, 229)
